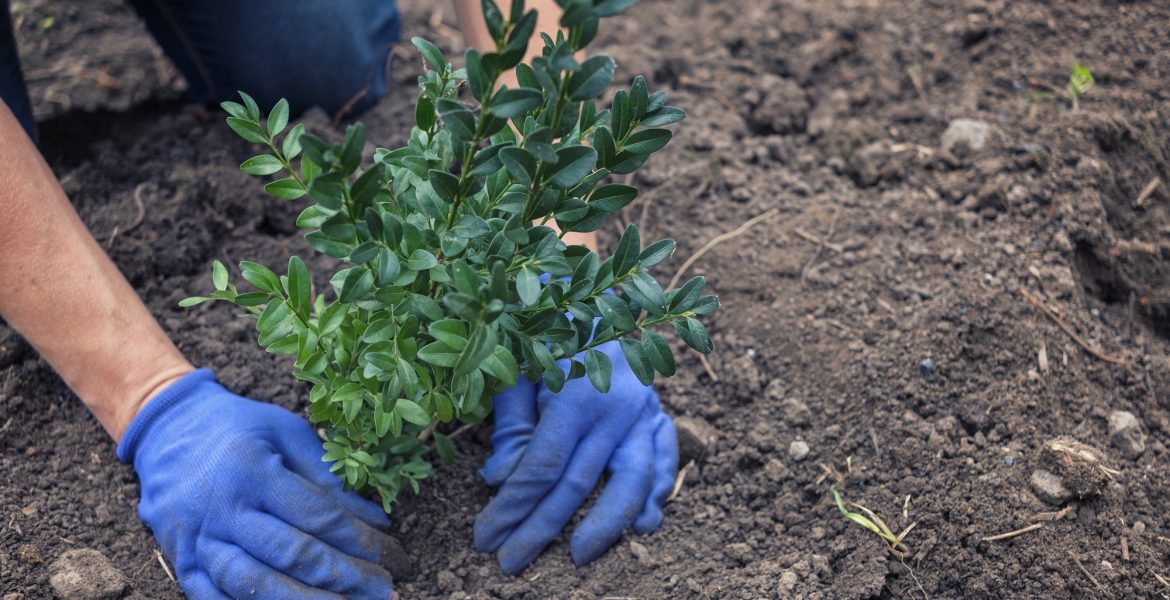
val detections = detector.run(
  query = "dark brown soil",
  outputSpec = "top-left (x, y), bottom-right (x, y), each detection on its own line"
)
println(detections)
top-left (4, 0), bottom-right (1170, 598)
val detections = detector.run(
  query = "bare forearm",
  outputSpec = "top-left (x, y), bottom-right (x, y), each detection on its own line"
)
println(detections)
top-left (454, 0), bottom-right (599, 252)
top-left (0, 102), bottom-right (192, 441)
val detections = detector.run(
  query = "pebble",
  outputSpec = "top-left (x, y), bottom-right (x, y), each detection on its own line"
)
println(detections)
top-left (675, 417), bottom-right (718, 463)
top-left (920, 358), bottom-right (935, 376)
top-left (788, 440), bottom-right (810, 461)
top-left (1108, 410), bottom-right (1145, 458)
top-left (725, 542), bottom-right (753, 564)
top-left (1030, 469), bottom-right (1073, 505)
top-left (49, 549), bottom-right (128, 600)
top-left (940, 118), bottom-right (991, 156)
top-left (629, 540), bottom-right (654, 567)
top-left (436, 570), bottom-right (461, 593)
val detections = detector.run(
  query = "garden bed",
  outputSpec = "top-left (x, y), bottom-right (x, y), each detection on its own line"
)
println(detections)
top-left (3, 0), bottom-right (1170, 598)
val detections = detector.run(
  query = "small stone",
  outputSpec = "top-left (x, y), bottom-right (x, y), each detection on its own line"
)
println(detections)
top-left (1108, 410), bottom-right (1145, 458)
top-left (725, 542), bottom-right (752, 564)
top-left (3, 593), bottom-right (26, 600)
top-left (778, 570), bottom-right (799, 594)
top-left (94, 504), bottom-right (112, 526)
top-left (749, 75), bottom-right (810, 134)
top-left (788, 440), bottom-right (810, 461)
top-left (749, 422), bottom-right (777, 452)
top-left (49, 549), bottom-right (128, 600)
top-left (675, 417), bottom-right (718, 464)
top-left (920, 358), bottom-right (935, 376)
top-left (1030, 469), bottom-right (1073, 505)
top-left (941, 119), bottom-right (991, 156)
top-left (1040, 437), bottom-right (1114, 497)
top-left (628, 540), bottom-right (654, 567)
top-left (436, 570), bottom-right (462, 593)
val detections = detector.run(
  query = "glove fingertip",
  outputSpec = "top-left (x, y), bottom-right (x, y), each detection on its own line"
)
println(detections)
top-left (569, 531), bottom-right (610, 568)
top-left (632, 505), bottom-right (664, 535)
top-left (479, 445), bottom-right (524, 486)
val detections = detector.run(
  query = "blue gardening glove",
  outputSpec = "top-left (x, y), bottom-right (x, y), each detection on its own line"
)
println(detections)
top-left (117, 369), bottom-right (407, 600)
top-left (473, 339), bottom-right (679, 574)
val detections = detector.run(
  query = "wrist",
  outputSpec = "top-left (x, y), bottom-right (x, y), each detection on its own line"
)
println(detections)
top-left (108, 361), bottom-right (196, 443)
top-left (115, 368), bottom-right (216, 463)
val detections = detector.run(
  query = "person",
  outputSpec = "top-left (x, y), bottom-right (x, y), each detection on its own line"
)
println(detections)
top-left (0, 1), bottom-right (679, 598)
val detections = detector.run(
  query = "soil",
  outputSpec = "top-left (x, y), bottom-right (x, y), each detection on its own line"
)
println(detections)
top-left (3, 0), bottom-right (1170, 598)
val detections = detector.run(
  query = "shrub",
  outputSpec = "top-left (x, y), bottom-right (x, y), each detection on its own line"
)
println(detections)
top-left (183, 0), bottom-right (718, 511)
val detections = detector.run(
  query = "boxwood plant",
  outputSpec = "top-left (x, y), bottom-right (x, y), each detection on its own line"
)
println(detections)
top-left (183, 0), bottom-right (717, 512)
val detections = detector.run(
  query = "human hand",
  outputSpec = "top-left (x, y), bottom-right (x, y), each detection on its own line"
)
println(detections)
top-left (473, 339), bottom-right (678, 574)
top-left (117, 369), bottom-right (410, 599)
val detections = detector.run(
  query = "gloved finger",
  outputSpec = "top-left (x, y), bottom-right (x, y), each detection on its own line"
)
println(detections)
top-left (263, 462), bottom-right (399, 566)
top-left (179, 571), bottom-right (232, 600)
top-left (473, 399), bottom-right (594, 557)
top-left (198, 537), bottom-right (343, 600)
top-left (569, 415), bottom-right (656, 566)
top-left (633, 412), bottom-right (678, 534)
top-left (236, 510), bottom-right (394, 600)
top-left (491, 431), bottom-right (620, 574)
top-left (273, 425), bottom-right (392, 530)
top-left (481, 380), bottom-right (540, 486)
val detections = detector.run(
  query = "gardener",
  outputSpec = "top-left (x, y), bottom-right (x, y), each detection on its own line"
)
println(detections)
top-left (0, 1), bottom-right (679, 599)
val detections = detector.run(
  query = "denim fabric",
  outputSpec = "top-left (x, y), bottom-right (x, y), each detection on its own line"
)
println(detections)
top-left (1, 0), bottom-right (400, 140)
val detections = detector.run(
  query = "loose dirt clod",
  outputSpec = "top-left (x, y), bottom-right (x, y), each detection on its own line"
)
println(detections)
top-left (1039, 437), bottom-right (1118, 499)
top-left (49, 549), bottom-right (128, 600)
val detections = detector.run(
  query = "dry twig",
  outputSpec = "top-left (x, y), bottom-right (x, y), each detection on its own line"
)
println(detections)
top-left (667, 207), bottom-right (778, 290)
top-left (155, 549), bottom-right (177, 584)
top-left (981, 522), bottom-right (1044, 542)
top-left (1018, 287), bottom-right (1128, 365)
top-left (106, 183), bottom-right (149, 247)
top-left (1068, 551), bottom-right (1106, 593)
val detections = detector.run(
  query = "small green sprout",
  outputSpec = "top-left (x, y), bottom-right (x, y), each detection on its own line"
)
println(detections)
top-left (1067, 63), bottom-right (1094, 109)
top-left (831, 486), bottom-right (914, 558)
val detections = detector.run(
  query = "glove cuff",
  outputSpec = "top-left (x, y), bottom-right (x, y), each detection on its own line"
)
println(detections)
top-left (116, 368), bottom-right (219, 464)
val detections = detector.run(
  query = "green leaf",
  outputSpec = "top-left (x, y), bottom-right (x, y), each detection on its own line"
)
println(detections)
top-left (264, 178), bottom-right (307, 200)
top-left (415, 96), bottom-right (436, 131)
top-left (481, 0), bottom-right (505, 38)
top-left (406, 249), bottom-right (439, 271)
top-left (588, 183), bottom-right (637, 212)
top-left (418, 341), bottom-right (461, 368)
top-left (499, 146), bottom-right (536, 186)
top-left (220, 100), bottom-right (247, 120)
top-left (396, 399), bottom-right (432, 426)
top-left (284, 256), bottom-right (311, 316)
top-left (429, 169), bottom-right (460, 203)
top-left (211, 260), bottom-right (229, 291)
top-left (283, 123), bottom-right (305, 158)
top-left (612, 223), bottom-right (641, 274)
top-left (436, 99), bottom-right (476, 144)
top-left (517, 268), bottom-right (540, 306)
top-left (376, 248), bottom-right (400, 287)
top-left (490, 88), bottom-right (542, 119)
top-left (454, 325), bottom-right (497, 377)
top-left (594, 0), bottom-right (639, 17)
top-left (239, 91), bottom-right (261, 120)
top-left (179, 296), bottom-right (212, 307)
top-left (638, 239), bottom-right (676, 268)
top-left (317, 302), bottom-right (348, 336)
top-left (642, 330), bottom-right (675, 376)
top-left (450, 215), bottom-right (491, 240)
top-left (691, 295), bottom-right (720, 315)
top-left (619, 338), bottom-right (654, 385)
top-left (412, 37), bottom-right (446, 73)
top-left (674, 317), bottom-right (712, 354)
top-left (240, 154), bottom-right (284, 176)
top-left (622, 128), bottom-right (672, 155)
top-left (670, 276), bottom-right (705, 312)
top-left (428, 320), bottom-right (468, 350)
top-left (596, 294), bottom-right (636, 332)
top-left (547, 145), bottom-right (597, 189)
top-left (338, 267), bottom-right (374, 303)
top-left (434, 432), bottom-right (455, 466)
top-left (566, 56), bottom-right (614, 101)
top-left (226, 116), bottom-right (268, 144)
top-left (584, 349), bottom-right (612, 393)
top-left (480, 345), bottom-right (520, 385)
top-left (640, 106), bottom-right (686, 127)
top-left (267, 98), bottom-right (289, 137)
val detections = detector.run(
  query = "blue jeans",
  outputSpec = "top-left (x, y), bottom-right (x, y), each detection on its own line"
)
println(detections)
top-left (1, 0), bottom-right (401, 140)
